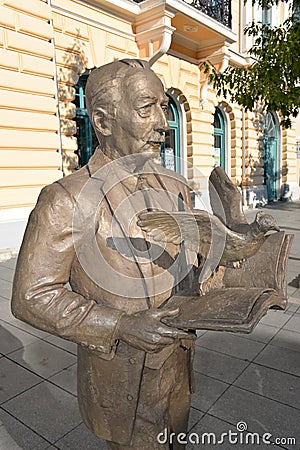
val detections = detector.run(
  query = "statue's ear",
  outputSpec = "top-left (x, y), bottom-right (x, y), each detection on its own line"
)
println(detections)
top-left (93, 108), bottom-right (112, 137)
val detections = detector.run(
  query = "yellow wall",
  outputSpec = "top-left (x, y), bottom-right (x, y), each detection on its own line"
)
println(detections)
top-left (0, 0), bottom-right (298, 232)
top-left (0, 0), bottom-right (61, 210)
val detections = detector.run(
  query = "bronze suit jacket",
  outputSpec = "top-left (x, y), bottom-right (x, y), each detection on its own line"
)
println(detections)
top-left (11, 148), bottom-right (197, 444)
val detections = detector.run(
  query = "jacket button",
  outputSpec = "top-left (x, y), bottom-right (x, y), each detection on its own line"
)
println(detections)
top-left (129, 358), bottom-right (136, 365)
top-left (127, 394), bottom-right (133, 401)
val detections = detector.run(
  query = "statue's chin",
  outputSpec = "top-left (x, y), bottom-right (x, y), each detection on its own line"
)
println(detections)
top-left (134, 150), bottom-right (161, 164)
top-left (140, 151), bottom-right (162, 167)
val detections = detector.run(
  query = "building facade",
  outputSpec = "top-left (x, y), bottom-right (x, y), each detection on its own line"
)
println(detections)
top-left (0, 0), bottom-right (299, 253)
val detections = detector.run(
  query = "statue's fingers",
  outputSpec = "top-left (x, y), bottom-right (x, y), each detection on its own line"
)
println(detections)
top-left (139, 335), bottom-right (175, 352)
top-left (151, 307), bottom-right (181, 320)
top-left (156, 324), bottom-right (194, 340)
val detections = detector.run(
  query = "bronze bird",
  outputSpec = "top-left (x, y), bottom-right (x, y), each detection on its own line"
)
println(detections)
top-left (137, 209), bottom-right (280, 267)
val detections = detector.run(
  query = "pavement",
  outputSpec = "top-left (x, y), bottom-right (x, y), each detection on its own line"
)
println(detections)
top-left (0, 201), bottom-right (299, 450)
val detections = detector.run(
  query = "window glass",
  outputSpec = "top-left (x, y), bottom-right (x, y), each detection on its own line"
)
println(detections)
top-left (213, 107), bottom-right (226, 169)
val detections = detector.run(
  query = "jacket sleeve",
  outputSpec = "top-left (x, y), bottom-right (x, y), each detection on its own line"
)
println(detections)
top-left (11, 182), bottom-right (125, 357)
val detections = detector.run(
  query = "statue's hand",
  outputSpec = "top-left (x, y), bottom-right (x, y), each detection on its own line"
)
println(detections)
top-left (116, 308), bottom-right (195, 353)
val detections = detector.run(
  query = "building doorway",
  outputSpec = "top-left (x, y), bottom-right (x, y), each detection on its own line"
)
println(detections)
top-left (263, 112), bottom-right (279, 201)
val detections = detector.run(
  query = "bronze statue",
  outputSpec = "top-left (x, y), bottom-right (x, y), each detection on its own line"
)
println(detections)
top-left (11, 58), bottom-right (292, 449)
top-left (12, 59), bottom-right (198, 450)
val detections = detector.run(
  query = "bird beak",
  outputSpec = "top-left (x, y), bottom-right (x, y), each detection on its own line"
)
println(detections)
top-left (274, 226), bottom-right (280, 232)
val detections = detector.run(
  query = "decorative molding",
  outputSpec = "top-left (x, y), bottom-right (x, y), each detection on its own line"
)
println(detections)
top-left (74, 0), bottom-right (139, 18)
top-left (168, 48), bottom-right (198, 65)
top-left (51, 3), bottom-right (136, 41)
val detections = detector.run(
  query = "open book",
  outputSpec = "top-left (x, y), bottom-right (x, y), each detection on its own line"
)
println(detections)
top-left (161, 288), bottom-right (281, 333)
top-left (161, 231), bottom-right (293, 334)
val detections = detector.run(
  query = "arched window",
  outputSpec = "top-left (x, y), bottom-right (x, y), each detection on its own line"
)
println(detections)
top-left (213, 107), bottom-right (226, 169)
top-left (161, 95), bottom-right (181, 173)
top-left (74, 74), bottom-right (98, 167)
top-left (263, 112), bottom-right (279, 201)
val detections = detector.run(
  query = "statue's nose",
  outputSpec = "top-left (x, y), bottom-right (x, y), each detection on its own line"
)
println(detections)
top-left (154, 107), bottom-right (169, 133)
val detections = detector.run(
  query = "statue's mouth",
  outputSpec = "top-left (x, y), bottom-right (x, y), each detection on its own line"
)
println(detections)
top-left (147, 141), bottom-right (164, 147)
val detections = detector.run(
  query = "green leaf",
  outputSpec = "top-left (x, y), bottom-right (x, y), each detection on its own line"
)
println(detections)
top-left (208, 0), bottom-right (300, 128)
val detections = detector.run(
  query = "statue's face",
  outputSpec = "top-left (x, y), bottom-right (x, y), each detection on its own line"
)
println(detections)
top-left (108, 70), bottom-right (169, 157)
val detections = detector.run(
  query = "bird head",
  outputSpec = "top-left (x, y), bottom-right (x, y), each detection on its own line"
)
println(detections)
top-left (254, 211), bottom-right (280, 233)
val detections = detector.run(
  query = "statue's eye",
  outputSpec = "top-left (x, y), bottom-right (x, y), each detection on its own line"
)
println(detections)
top-left (161, 105), bottom-right (168, 116)
top-left (138, 104), bottom-right (154, 117)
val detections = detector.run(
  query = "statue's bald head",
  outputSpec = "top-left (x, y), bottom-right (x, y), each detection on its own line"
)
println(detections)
top-left (85, 59), bottom-right (151, 120)
top-left (85, 59), bottom-right (168, 159)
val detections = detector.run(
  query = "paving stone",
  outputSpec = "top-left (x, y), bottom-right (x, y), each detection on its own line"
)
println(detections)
top-left (287, 285), bottom-right (298, 297)
top-left (0, 281), bottom-right (12, 301)
top-left (194, 347), bottom-right (249, 384)
top-left (291, 289), bottom-right (300, 300)
top-left (0, 266), bottom-right (14, 283)
top-left (8, 320), bottom-right (49, 339)
top-left (234, 363), bottom-right (300, 409)
top-left (288, 296), bottom-right (300, 306)
top-left (8, 340), bottom-right (76, 379)
top-left (230, 323), bottom-right (279, 344)
top-left (0, 407), bottom-right (50, 449)
top-left (259, 309), bottom-right (293, 328)
top-left (0, 294), bottom-right (8, 302)
top-left (191, 372), bottom-right (229, 413)
top-left (196, 331), bottom-right (265, 361)
top-left (287, 263), bottom-right (300, 274)
top-left (188, 407), bottom-right (204, 431)
top-left (270, 329), bottom-right (300, 353)
top-left (286, 302), bottom-right (300, 313)
top-left (254, 344), bottom-right (300, 377)
top-left (2, 381), bottom-right (82, 444)
top-left (54, 423), bottom-right (107, 449)
top-left (186, 414), bottom-right (283, 450)
top-left (44, 335), bottom-right (77, 355)
top-left (0, 357), bottom-right (42, 405)
top-left (49, 364), bottom-right (77, 396)
top-left (196, 330), bottom-right (207, 338)
top-left (0, 321), bottom-right (39, 355)
top-left (0, 300), bottom-right (15, 323)
top-left (209, 386), bottom-right (300, 447)
top-left (0, 302), bottom-right (50, 339)
top-left (283, 314), bottom-right (300, 333)
top-left (0, 259), bottom-right (17, 270)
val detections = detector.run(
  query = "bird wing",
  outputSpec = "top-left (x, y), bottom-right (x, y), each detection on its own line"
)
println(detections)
top-left (138, 211), bottom-right (198, 250)
top-left (137, 210), bottom-right (244, 258)
top-left (209, 166), bottom-right (249, 231)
